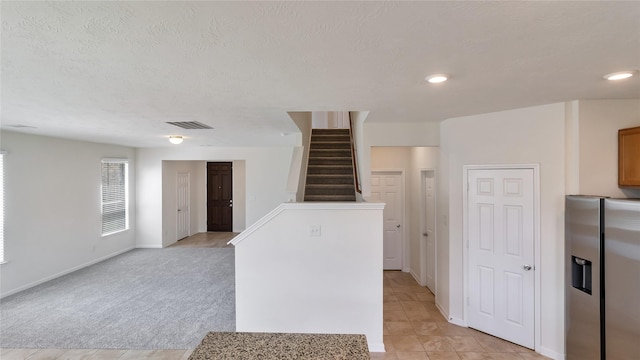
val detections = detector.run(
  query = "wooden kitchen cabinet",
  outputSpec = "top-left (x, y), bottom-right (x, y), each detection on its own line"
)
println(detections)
top-left (619, 126), bottom-right (640, 187)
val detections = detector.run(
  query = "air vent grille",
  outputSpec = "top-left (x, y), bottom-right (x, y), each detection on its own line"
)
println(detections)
top-left (166, 121), bottom-right (213, 130)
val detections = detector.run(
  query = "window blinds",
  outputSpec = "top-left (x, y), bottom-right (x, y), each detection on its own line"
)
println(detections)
top-left (101, 160), bottom-right (128, 235)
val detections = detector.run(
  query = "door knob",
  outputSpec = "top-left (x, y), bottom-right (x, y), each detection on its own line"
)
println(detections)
top-left (523, 265), bottom-right (532, 271)
top-left (422, 233), bottom-right (428, 237)
top-left (396, 224), bottom-right (401, 228)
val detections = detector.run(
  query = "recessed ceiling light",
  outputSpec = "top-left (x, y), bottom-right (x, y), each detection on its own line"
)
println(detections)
top-left (603, 70), bottom-right (637, 81)
top-left (425, 74), bottom-right (449, 83)
top-left (169, 135), bottom-right (184, 145)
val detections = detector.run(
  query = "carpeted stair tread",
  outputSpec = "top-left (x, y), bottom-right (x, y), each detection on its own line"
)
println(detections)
top-left (306, 175), bottom-right (355, 185)
top-left (305, 184), bottom-right (356, 196)
top-left (310, 142), bottom-right (351, 149)
top-left (309, 155), bottom-right (351, 160)
top-left (307, 165), bottom-right (353, 175)
top-left (311, 129), bottom-right (350, 135)
top-left (304, 128), bottom-right (357, 202)
top-left (310, 135), bottom-right (351, 142)
top-left (308, 157), bottom-right (353, 165)
top-left (304, 194), bottom-right (357, 201)
top-left (310, 149), bottom-right (352, 156)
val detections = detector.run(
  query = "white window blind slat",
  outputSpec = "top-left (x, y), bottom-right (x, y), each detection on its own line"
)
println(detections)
top-left (101, 160), bottom-right (128, 235)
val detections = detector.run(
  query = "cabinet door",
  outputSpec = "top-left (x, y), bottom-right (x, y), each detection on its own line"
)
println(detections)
top-left (618, 126), bottom-right (640, 187)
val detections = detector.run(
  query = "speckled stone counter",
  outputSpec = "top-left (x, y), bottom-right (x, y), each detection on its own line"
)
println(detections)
top-left (188, 332), bottom-right (369, 360)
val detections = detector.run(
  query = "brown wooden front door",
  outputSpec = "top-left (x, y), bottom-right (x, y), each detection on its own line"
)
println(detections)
top-left (207, 162), bottom-right (233, 232)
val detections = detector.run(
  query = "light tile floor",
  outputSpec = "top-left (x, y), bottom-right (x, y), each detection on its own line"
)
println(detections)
top-left (375, 271), bottom-right (550, 360)
top-left (1, 271), bottom-right (550, 359)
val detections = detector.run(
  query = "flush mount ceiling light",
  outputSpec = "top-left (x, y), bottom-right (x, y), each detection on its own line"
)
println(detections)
top-left (425, 74), bottom-right (449, 84)
top-left (169, 135), bottom-right (184, 145)
top-left (603, 70), bottom-right (637, 81)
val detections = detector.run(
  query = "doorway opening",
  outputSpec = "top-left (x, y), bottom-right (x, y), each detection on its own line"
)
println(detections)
top-left (207, 162), bottom-right (233, 232)
top-left (420, 170), bottom-right (436, 293)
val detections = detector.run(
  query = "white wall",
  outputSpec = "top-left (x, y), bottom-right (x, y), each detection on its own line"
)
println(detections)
top-left (409, 147), bottom-right (439, 287)
top-left (370, 147), bottom-right (412, 272)
top-left (369, 147), bottom-right (439, 282)
top-left (136, 146), bottom-right (293, 248)
top-left (576, 99), bottom-right (640, 198)
top-left (311, 111), bottom-right (329, 129)
top-left (361, 122), bottom-right (440, 197)
top-left (289, 112), bottom-right (312, 202)
top-left (161, 160), bottom-right (247, 247)
top-left (0, 131), bottom-right (136, 297)
top-left (351, 111), bottom-right (369, 199)
top-left (439, 103), bottom-right (566, 358)
top-left (162, 161), bottom-right (205, 246)
top-left (233, 203), bottom-right (385, 352)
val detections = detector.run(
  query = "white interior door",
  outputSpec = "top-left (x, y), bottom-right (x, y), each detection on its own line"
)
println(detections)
top-left (371, 172), bottom-right (403, 270)
top-left (467, 168), bottom-right (535, 349)
top-left (177, 172), bottom-right (190, 240)
top-left (422, 171), bottom-right (436, 293)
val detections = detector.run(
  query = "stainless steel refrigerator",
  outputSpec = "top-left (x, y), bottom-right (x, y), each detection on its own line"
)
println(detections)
top-left (566, 196), bottom-right (640, 360)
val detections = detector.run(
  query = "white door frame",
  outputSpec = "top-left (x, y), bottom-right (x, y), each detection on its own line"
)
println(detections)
top-left (419, 169), bottom-right (437, 291)
top-left (462, 164), bottom-right (541, 350)
top-left (372, 169), bottom-right (407, 272)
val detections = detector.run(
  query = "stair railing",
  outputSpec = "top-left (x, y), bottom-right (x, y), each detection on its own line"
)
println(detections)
top-left (349, 112), bottom-right (362, 194)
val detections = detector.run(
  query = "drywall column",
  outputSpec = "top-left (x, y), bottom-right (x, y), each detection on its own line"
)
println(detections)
top-left (439, 103), bottom-right (566, 358)
top-left (233, 203), bottom-right (385, 352)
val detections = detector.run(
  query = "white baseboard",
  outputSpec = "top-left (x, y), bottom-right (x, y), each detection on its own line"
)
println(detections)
top-left (537, 346), bottom-right (564, 360)
top-left (136, 244), bottom-right (163, 249)
top-left (448, 316), bottom-right (466, 327)
top-left (436, 300), bottom-right (466, 327)
top-left (435, 300), bottom-right (447, 317)
top-left (368, 342), bottom-right (386, 352)
top-left (409, 269), bottom-right (426, 287)
top-left (164, 240), bottom-right (177, 248)
top-left (0, 247), bottom-right (135, 299)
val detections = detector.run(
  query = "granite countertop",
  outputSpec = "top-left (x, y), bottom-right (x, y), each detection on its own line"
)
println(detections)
top-left (188, 332), bottom-right (370, 360)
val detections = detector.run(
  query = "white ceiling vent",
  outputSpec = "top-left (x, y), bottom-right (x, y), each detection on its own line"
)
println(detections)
top-left (166, 121), bottom-right (214, 130)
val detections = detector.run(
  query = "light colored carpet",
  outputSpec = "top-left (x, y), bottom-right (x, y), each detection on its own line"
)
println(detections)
top-left (0, 248), bottom-right (235, 349)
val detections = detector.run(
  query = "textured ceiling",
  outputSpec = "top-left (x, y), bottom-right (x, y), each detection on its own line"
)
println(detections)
top-left (2, 1), bottom-right (639, 147)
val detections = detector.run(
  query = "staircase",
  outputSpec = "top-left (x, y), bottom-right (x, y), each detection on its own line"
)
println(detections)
top-left (304, 129), bottom-right (357, 202)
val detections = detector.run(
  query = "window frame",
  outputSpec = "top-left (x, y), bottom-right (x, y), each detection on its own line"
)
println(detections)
top-left (101, 158), bottom-right (129, 237)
